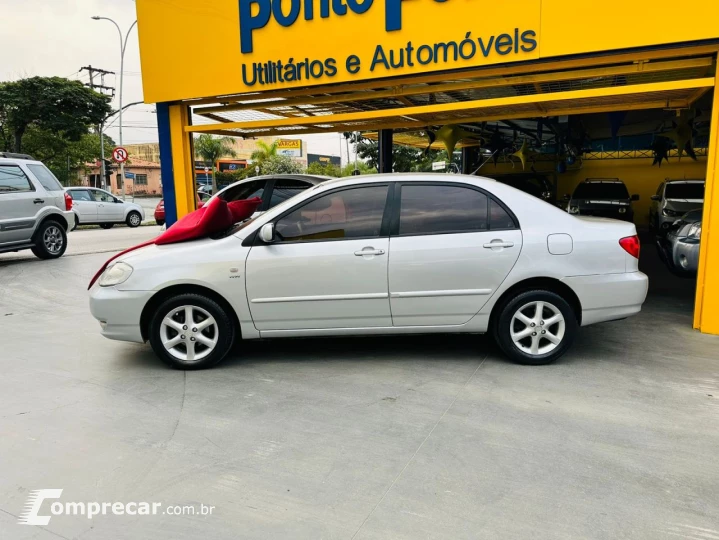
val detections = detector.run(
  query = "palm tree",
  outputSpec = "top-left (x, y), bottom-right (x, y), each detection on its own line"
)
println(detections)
top-left (250, 139), bottom-right (279, 164)
top-left (194, 134), bottom-right (237, 193)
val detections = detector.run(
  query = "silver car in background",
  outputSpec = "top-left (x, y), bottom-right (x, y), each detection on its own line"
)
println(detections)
top-left (650, 179), bottom-right (704, 233)
top-left (657, 209), bottom-right (702, 276)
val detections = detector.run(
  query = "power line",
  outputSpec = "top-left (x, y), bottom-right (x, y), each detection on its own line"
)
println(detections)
top-left (79, 65), bottom-right (116, 97)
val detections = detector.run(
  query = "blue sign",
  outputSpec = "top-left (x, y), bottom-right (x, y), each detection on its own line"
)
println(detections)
top-left (124, 171), bottom-right (135, 180)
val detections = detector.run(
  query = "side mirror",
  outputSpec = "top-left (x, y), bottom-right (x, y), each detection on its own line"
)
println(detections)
top-left (563, 193), bottom-right (571, 201)
top-left (650, 195), bottom-right (660, 201)
top-left (631, 194), bottom-right (640, 201)
top-left (259, 223), bottom-right (275, 243)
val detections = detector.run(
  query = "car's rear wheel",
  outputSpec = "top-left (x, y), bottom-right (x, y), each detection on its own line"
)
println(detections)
top-left (155, 219), bottom-right (165, 226)
top-left (493, 290), bottom-right (577, 365)
top-left (149, 293), bottom-right (235, 370)
top-left (100, 223), bottom-right (114, 229)
top-left (126, 211), bottom-right (142, 228)
top-left (31, 220), bottom-right (67, 260)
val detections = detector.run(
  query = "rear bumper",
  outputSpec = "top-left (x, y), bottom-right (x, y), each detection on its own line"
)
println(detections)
top-left (89, 286), bottom-right (153, 343)
top-left (562, 272), bottom-right (648, 326)
top-left (60, 210), bottom-right (74, 230)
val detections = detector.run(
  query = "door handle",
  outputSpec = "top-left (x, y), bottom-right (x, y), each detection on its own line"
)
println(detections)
top-left (354, 248), bottom-right (385, 256)
top-left (483, 241), bottom-right (514, 249)
top-left (33, 198), bottom-right (44, 204)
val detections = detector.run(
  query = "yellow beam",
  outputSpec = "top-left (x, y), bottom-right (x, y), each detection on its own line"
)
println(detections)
top-left (180, 44), bottom-right (719, 108)
top-left (694, 64), bottom-right (719, 334)
top-left (169, 104), bottom-right (196, 219)
top-left (186, 78), bottom-right (714, 133)
top-left (194, 58), bottom-right (714, 116)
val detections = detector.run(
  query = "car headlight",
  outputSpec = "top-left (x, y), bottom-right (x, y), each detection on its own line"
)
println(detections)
top-left (98, 262), bottom-right (133, 287)
top-left (662, 208), bottom-right (679, 217)
top-left (568, 206), bottom-right (579, 214)
top-left (687, 222), bottom-right (702, 240)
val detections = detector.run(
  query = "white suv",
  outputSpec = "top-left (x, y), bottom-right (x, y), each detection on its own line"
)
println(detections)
top-left (0, 155), bottom-right (74, 259)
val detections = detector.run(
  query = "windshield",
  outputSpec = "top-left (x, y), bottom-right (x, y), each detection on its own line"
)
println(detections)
top-left (573, 182), bottom-right (629, 200)
top-left (665, 182), bottom-right (704, 200)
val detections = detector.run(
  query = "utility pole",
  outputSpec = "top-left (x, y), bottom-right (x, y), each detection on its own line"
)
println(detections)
top-left (80, 66), bottom-right (115, 191)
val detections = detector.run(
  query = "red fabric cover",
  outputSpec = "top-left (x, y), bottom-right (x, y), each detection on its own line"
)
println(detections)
top-left (88, 196), bottom-right (262, 289)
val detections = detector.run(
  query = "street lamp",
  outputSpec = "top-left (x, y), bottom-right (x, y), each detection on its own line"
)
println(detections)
top-left (92, 16), bottom-right (137, 200)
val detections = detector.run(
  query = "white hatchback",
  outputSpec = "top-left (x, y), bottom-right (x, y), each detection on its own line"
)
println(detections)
top-left (66, 187), bottom-right (145, 229)
top-left (89, 174), bottom-right (648, 369)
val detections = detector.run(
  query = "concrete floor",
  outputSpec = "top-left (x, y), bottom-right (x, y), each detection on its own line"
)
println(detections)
top-left (0, 235), bottom-right (718, 539)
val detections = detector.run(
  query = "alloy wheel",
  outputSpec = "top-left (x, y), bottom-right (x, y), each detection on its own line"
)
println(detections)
top-left (43, 225), bottom-right (64, 254)
top-left (129, 213), bottom-right (141, 226)
top-left (510, 301), bottom-right (566, 356)
top-left (160, 305), bottom-right (218, 363)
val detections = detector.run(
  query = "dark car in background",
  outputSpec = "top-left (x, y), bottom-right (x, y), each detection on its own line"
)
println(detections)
top-left (495, 173), bottom-right (554, 203)
top-left (565, 178), bottom-right (639, 222)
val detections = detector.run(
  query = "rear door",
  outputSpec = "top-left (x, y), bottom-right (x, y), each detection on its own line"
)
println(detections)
top-left (388, 183), bottom-right (522, 326)
top-left (69, 189), bottom-right (97, 223)
top-left (0, 163), bottom-right (39, 245)
top-left (26, 163), bottom-right (66, 210)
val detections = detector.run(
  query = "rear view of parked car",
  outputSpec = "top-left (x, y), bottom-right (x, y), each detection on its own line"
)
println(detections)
top-left (0, 156), bottom-right (74, 259)
top-left (650, 179), bottom-right (704, 234)
top-left (66, 187), bottom-right (145, 229)
top-left (565, 178), bottom-right (639, 221)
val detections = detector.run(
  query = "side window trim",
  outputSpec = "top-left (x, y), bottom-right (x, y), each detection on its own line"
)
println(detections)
top-left (260, 178), bottom-right (275, 211)
top-left (389, 181), bottom-right (520, 238)
top-left (254, 182), bottom-right (392, 246)
top-left (0, 165), bottom-right (36, 194)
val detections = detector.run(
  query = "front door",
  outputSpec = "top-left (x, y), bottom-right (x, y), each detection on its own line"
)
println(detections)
top-left (246, 185), bottom-right (392, 331)
top-left (92, 189), bottom-right (123, 221)
top-left (388, 183), bottom-right (522, 326)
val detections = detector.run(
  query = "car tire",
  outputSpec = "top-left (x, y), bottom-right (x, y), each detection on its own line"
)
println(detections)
top-left (100, 223), bottom-right (114, 229)
top-left (31, 220), bottom-right (68, 260)
top-left (71, 215), bottom-right (79, 232)
top-left (493, 290), bottom-right (578, 366)
top-left (149, 293), bottom-right (235, 370)
top-left (155, 219), bottom-right (165, 226)
top-left (126, 211), bottom-right (142, 228)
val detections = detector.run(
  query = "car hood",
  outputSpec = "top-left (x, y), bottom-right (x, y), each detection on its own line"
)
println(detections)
top-left (117, 237), bottom-right (220, 267)
top-left (664, 199), bottom-right (703, 213)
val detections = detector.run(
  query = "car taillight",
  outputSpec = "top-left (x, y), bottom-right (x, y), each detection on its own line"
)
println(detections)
top-left (64, 192), bottom-right (73, 211)
top-left (619, 235), bottom-right (640, 259)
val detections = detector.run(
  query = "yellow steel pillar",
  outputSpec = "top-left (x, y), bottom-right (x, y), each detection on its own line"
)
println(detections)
top-left (694, 61), bottom-right (719, 334)
top-left (168, 104), bottom-right (196, 220)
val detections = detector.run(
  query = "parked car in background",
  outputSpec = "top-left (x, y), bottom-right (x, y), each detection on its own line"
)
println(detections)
top-left (154, 191), bottom-right (211, 226)
top-left (90, 174), bottom-right (648, 370)
top-left (649, 179), bottom-right (704, 234)
top-left (565, 179), bottom-right (639, 221)
top-left (66, 187), bottom-right (145, 229)
top-left (656, 209), bottom-right (702, 276)
top-left (495, 173), bottom-right (554, 203)
top-left (0, 156), bottom-right (73, 259)
top-left (213, 174), bottom-right (330, 213)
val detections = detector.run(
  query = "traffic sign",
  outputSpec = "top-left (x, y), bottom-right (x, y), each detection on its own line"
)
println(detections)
top-left (112, 147), bottom-right (128, 163)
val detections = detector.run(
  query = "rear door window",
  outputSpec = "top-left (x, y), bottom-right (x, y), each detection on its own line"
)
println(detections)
top-left (0, 165), bottom-right (34, 193)
top-left (219, 179), bottom-right (266, 202)
top-left (398, 184), bottom-right (489, 236)
top-left (27, 164), bottom-right (64, 192)
top-left (269, 178), bottom-right (313, 208)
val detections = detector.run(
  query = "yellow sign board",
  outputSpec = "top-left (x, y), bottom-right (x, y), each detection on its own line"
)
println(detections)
top-left (136, 0), bottom-right (719, 103)
top-left (277, 139), bottom-right (302, 150)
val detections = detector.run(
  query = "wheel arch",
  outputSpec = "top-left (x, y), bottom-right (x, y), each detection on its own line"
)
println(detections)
top-left (140, 284), bottom-right (241, 342)
top-left (35, 212), bottom-right (70, 234)
top-left (488, 277), bottom-right (583, 332)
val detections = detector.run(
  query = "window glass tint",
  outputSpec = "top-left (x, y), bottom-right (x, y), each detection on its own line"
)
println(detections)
top-left (275, 186), bottom-right (388, 242)
top-left (572, 182), bottom-right (629, 200)
top-left (489, 199), bottom-right (516, 229)
top-left (270, 178), bottom-right (311, 207)
top-left (399, 185), bottom-right (488, 236)
top-left (70, 189), bottom-right (93, 201)
top-left (92, 190), bottom-right (114, 202)
top-left (0, 165), bottom-right (33, 193)
top-left (219, 179), bottom-right (265, 202)
top-left (27, 164), bottom-right (63, 192)
top-left (664, 182), bottom-right (704, 200)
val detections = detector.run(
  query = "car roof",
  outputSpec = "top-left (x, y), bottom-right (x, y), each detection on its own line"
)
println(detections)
top-left (0, 157), bottom-right (44, 166)
top-left (665, 179), bottom-right (705, 184)
top-left (584, 178), bottom-right (624, 184)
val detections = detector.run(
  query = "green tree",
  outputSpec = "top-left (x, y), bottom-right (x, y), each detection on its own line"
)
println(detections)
top-left (340, 161), bottom-right (377, 176)
top-left (0, 77), bottom-right (111, 153)
top-left (306, 161), bottom-right (341, 177)
top-left (346, 132), bottom-right (429, 172)
top-left (250, 139), bottom-right (279, 165)
top-left (194, 134), bottom-right (237, 193)
top-left (261, 154), bottom-right (302, 175)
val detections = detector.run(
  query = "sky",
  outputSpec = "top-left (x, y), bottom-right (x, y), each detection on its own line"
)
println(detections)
top-left (0, 0), bottom-right (349, 163)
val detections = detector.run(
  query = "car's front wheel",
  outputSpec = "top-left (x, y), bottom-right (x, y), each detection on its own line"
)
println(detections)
top-left (149, 293), bottom-right (235, 370)
top-left (493, 290), bottom-right (578, 365)
top-left (31, 220), bottom-right (68, 260)
top-left (126, 211), bottom-right (142, 228)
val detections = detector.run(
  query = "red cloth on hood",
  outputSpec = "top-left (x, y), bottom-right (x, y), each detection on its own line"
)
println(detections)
top-left (88, 197), bottom-right (261, 289)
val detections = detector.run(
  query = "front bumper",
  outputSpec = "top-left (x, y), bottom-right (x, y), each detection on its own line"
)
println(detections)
top-left (668, 235), bottom-right (700, 274)
top-left (89, 285), bottom-right (154, 343)
top-left (562, 272), bottom-right (648, 326)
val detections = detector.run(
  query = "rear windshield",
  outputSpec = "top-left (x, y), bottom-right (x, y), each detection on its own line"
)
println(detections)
top-left (665, 183), bottom-right (704, 200)
top-left (27, 164), bottom-right (64, 192)
top-left (573, 182), bottom-right (629, 200)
